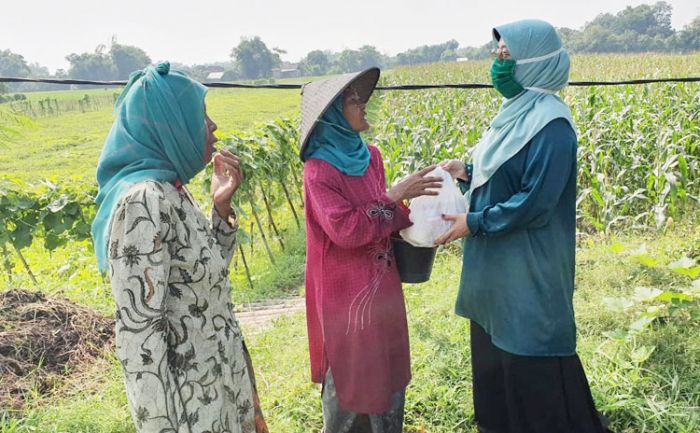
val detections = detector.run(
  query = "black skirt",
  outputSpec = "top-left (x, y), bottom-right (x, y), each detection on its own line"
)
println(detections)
top-left (470, 321), bottom-right (611, 433)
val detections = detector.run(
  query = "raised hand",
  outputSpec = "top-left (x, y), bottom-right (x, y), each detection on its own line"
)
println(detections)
top-left (211, 149), bottom-right (243, 219)
top-left (440, 159), bottom-right (468, 181)
top-left (387, 165), bottom-right (443, 203)
top-left (434, 213), bottom-right (470, 245)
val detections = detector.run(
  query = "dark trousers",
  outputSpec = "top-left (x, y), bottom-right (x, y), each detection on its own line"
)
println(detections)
top-left (321, 369), bottom-right (405, 433)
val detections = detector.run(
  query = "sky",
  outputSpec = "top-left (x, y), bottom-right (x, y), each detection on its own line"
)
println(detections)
top-left (2, 0), bottom-right (698, 73)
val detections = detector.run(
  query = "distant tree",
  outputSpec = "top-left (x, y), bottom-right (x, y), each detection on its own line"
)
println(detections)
top-left (617, 1), bottom-right (673, 38)
top-left (0, 50), bottom-right (31, 92)
top-left (333, 49), bottom-right (362, 73)
top-left (557, 27), bottom-right (580, 50)
top-left (300, 50), bottom-right (331, 76)
top-left (395, 40), bottom-right (459, 65)
top-left (456, 41), bottom-right (494, 61)
top-left (231, 37), bottom-right (281, 79)
top-left (577, 24), bottom-right (615, 52)
top-left (678, 16), bottom-right (700, 52)
top-left (0, 50), bottom-right (31, 78)
top-left (454, 1), bottom-right (693, 55)
top-left (13, 62), bottom-right (54, 92)
top-left (440, 49), bottom-right (457, 62)
top-left (28, 62), bottom-right (50, 77)
top-left (356, 45), bottom-right (385, 70)
top-left (27, 65), bottom-right (70, 92)
top-left (222, 69), bottom-right (241, 81)
top-left (66, 45), bottom-right (116, 80)
top-left (562, 1), bottom-right (677, 53)
top-left (110, 42), bottom-right (151, 79)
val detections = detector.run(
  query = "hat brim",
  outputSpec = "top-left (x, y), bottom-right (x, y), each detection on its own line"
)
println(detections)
top-left (299, 67), bottom-right (380, 161)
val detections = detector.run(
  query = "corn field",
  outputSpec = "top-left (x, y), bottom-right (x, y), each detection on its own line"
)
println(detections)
top-left (371, 54), bottom-right (700, 232)
top-left (1, 54), bottom-right (698, 288)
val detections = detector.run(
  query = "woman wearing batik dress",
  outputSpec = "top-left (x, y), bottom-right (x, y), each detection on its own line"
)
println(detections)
top-left (92, 62), bottom-right (268, 433)
top-left (300, 67), bottom-right (441, 433)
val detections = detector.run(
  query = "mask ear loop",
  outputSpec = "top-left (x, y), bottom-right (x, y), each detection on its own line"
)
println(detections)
top-left (515, 47), bottom-right (565, 65)
top-left (524, 87), bottom-right (559, 94)
top-left (516, 47), bottom-right (567, 94)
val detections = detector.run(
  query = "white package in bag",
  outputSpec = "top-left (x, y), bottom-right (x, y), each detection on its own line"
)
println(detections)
top-left (399, 167), bottom-right (467, 247)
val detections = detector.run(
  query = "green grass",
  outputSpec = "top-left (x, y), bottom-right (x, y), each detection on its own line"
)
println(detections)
top-left (16, 88), bottom-right (119, 102)
top-left (0, 88), bottom-right (300, 182)
top-left (223, 218), bottom-right (700, 433)
top-left (4, 217), bottom-right (698, 433)
top-left (1, 357), bottom-right (133, 433)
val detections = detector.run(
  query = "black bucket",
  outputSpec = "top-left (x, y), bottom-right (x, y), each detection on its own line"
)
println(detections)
top-left (392, 236), bottom-right (437, 284)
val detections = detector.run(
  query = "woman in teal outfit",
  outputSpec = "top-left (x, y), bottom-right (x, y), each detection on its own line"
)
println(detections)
top-left (437, 20), bottom-right (612, 433)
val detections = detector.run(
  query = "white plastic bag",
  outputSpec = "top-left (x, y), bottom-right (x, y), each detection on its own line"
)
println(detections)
top-left (399, 167), bottom-right (467, 247)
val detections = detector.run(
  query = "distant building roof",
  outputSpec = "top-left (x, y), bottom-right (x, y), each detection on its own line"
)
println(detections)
top-left (206, 72), bottom-right (225, 80)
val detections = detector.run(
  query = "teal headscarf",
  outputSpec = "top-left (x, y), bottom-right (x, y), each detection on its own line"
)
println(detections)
top-left (303, 97), bottom-right (370, 176)
top-left (92, 61), bottom-right (208, 271)
top-left (469, 19), bottom-right (574, 207)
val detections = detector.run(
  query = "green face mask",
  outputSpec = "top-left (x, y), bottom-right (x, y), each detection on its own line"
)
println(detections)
top-left (490, 58), bottom-right (524, 99)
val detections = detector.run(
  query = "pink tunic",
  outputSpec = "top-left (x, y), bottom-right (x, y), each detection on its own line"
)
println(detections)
top-left (303, 145), bottom-right (413, 414)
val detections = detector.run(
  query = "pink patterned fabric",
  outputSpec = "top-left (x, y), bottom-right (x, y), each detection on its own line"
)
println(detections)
top-left (304, 145), bottom-right (413, 414)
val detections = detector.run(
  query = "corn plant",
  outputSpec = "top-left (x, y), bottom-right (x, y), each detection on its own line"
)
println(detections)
top-left (370, 55), bottom-right (700, 232)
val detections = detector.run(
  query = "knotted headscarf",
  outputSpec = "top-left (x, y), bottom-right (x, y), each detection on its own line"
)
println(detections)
top-left (92, 61), bottom-right (208, 271)
top-left (469, 20), bottom-right (574, 207)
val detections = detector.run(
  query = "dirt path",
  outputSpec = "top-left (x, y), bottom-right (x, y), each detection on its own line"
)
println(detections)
top-left (234, 297), bottom-right (305, 334)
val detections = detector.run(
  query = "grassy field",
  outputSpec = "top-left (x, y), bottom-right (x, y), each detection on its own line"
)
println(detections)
top-left (0, 87), bottom-right (300, 182)
top-left (3, 216), bottom-right (698, 433)
top-left (1, 54), bottom-right (699, 432)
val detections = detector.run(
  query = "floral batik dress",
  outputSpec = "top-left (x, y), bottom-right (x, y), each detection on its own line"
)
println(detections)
top-left (108, 180), bottom-right (268, 433)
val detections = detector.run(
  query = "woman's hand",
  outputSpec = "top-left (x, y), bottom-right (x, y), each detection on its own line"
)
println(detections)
top-left (211, 149), bottom-right (243, 219)
top-left (440, 159), bottom-right (468, 181)
top-left (386, 165), bottom-right (443, 203)
top-left (434, 213), bottom-right (470, 245)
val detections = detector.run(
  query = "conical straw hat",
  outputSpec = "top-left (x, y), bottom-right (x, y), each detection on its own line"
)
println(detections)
top-left (299, 67), bottom-right (380, 161)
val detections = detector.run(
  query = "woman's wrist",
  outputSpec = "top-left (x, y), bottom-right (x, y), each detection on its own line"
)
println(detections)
top-left (385, 188), bottom-right (402, 203)
top-left (214, 202), bottom-right (233, 220)
top-left (457, 163), bottom-right (472, 182)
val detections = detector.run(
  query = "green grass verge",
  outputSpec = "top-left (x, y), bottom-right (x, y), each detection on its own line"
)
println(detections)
top-left (0, 88), bottom-right (300, 183)
top-left (4, 216), bottom-right (698, 433)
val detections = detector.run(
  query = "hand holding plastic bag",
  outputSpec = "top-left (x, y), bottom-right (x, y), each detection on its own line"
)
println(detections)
top-left (399, 167), bottom-right (467, 247)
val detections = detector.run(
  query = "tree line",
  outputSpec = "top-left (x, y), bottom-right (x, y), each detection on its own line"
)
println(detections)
top-left (1, 1), bottom-right (698, 93)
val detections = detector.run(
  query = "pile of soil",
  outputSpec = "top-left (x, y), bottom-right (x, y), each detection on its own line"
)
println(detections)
top-left (0, 289), bottom-right (114, 409)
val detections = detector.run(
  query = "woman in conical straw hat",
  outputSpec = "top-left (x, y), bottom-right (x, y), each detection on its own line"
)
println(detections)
top-left (437, 20), bottom-right (612, 433)
top-left (300, 67), bottom-right (441, 432)
top-left (92, 62), bottom-right (268, 433)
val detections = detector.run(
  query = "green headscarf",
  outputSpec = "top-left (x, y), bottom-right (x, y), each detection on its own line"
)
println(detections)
top-left (469, 19), bottom-right (574, 207)
top-left (92, 61), bottom-right (208, 271)
top-left (302, 97), bottom-right (370, 176)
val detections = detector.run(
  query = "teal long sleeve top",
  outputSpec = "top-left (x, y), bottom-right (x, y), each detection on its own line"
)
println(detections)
top-left (457, 118), bottom-right (578, 356)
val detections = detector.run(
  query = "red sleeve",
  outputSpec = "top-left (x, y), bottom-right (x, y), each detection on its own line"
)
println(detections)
top-left (304, 151), bottom-right (411, 249)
